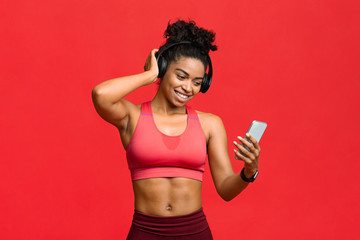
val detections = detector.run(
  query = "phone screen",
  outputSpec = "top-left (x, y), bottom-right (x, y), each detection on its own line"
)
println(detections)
top-left (240, 120), bottom-right (267, 155)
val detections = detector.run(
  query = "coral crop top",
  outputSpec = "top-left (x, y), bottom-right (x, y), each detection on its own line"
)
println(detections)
top-left (126, 101), bottom-right (207, 181)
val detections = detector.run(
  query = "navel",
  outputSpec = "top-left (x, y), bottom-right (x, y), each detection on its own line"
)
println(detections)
top-left (165, 204), bottom-right (172, 211)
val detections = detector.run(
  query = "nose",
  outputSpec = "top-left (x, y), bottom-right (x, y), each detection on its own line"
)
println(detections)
top-left (182, 80), bottom-right (192, 93)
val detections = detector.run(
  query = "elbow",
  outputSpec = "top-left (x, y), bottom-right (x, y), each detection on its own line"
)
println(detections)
top-left (92, 86), bottom-right (102, 98)
top-left (92, 86), bottom-right (106, 103)
top-left (91, 87), bottom-right (107, 109)
top-left (221, 195), bottom-right (235, 202)
top-left (218, 190), bottom-right (236, 202)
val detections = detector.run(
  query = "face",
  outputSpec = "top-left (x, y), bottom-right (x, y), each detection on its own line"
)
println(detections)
top-left (159, 57), bottom-right (206, 106)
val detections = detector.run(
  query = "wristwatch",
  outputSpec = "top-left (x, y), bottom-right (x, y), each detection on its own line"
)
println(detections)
top-left (240, 168), bottom-right (259, 182)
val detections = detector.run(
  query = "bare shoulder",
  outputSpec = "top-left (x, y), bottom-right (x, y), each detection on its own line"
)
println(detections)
top-left (197, 111), bottom-right (223, 126)
top-left (196, 110), bottom-right (226, 141)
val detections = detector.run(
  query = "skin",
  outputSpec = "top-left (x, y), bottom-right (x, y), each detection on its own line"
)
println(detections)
top-left (92, 49), bottom-right (261, 216)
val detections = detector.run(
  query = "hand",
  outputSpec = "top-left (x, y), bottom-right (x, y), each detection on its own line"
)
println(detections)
top-left (233, 133), bottom-right (261, 178)
top-left (144, 49), bottom-right (159, 83)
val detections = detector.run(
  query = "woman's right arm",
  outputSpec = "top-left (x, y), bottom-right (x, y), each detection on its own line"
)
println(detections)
top-left (91, 49), bottom-right (158, 128)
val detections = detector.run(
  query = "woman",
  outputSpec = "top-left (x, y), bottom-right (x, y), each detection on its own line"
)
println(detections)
top-left (92, 20), bottom-right (261, 239)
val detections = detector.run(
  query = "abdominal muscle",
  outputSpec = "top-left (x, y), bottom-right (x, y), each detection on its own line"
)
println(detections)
top-left (132, 177), bottom-right (202, 216)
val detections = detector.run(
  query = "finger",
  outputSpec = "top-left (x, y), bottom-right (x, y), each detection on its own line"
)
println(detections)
top-left (245, 133), bottom-right (261, 153)
top-left (245, 133), bottom-right (259, 148)
top-left (244, 133), bottom-right (257, 146)
top-left (233, 141), bottom-right (253, 159)
top-left (233, 140), bottom-right (246, 153)
top-left (151, 49), bottom-right (159, 57)
top-left (144, 50), bottom-right (158, 71)
top-left (237, 136), bottom-right (255, 152)
top-left (233, 149), bottom-right (252, 164)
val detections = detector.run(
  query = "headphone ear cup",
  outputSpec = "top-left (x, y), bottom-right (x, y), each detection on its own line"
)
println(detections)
top-left (200, 73), bottom-right (210, 93)
top-left (157, 56), bottom-right (167, 78)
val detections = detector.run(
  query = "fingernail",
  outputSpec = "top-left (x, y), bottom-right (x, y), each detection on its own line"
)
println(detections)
top-left (237, 136), bottom-right (242, 140)
top-left (233, 149), bottom-right (237, 152)
top-left (233, 141), bottom-right (237, 145)
top-left (246, 133), bottom-right (250, 137)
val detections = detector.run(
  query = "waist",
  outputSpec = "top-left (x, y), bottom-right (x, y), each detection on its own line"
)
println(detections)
top-left (132, 177), bottom-right (202, 216)
top-left (131, 208), bottom-right (210, 236)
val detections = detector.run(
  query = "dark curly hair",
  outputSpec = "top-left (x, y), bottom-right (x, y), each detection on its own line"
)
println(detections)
top-left (159, 19), bottom-right (217, 70)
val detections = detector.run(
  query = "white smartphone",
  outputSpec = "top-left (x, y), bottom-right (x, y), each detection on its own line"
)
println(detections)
top-left (237, 120), bottom-right (267, 158)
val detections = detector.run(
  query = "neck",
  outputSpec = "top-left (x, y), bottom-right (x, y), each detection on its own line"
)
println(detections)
top-left (151, 90), bottom-right (186, 115)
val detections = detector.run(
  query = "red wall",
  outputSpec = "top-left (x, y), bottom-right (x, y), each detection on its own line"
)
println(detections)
top-left (1, 0), bottom-right (359, 239)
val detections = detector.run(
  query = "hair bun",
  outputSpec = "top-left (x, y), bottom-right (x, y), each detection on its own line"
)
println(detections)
top-left (164, 20), bottom-right (217, 53)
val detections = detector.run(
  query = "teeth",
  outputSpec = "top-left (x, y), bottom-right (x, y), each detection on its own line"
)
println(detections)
top-left (176, 91), bottom-right (189, 99)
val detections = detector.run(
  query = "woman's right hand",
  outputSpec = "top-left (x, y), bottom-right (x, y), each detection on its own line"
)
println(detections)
top-left (144, 49), bottom-right (159, 83)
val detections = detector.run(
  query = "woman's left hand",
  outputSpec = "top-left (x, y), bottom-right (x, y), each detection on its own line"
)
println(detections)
top-left (233, 133), bottom-right (261, 178)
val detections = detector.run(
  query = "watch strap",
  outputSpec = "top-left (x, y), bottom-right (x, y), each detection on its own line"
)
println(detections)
top-left (240, 168), bottom-right (259, 182)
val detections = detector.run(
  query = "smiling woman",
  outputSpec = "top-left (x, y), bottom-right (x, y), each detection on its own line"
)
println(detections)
top-left (159, 57), bottom-right (205, 105)
top-left (92, 19), bottom-right (262, 239)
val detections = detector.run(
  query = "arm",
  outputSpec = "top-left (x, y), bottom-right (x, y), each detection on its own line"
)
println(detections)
top-left (91, 49), bottom-right (158, 127)
top-left (206, 115), bottom-right (261, 201)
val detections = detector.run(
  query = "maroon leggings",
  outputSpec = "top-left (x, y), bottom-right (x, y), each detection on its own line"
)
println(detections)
top-left (126, 208), bottom-right (213, 240)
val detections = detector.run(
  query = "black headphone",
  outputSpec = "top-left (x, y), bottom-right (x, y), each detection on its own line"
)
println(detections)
top-left (155, 41), bottom-right (213, 93)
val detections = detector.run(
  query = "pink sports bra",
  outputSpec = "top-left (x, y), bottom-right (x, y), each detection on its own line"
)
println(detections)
top-left (126, 101), bottom-right (207, 181)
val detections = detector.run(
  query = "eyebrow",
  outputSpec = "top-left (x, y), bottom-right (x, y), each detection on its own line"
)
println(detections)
top-left (175, 68), bottom-right (204, 80)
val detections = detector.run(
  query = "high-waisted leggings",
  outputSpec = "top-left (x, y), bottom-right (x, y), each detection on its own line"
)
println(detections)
top-left (126, 208), bottom-right (213, 240)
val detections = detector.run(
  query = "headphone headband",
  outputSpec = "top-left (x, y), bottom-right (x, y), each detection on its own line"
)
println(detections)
top-left (156, 41), bottom-right (192, 61)
top-left (155, 41), bottom-right (213, 93)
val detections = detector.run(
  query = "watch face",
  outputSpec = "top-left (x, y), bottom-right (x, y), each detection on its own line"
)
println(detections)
top-left (253, 171), bottom-right (259, 180)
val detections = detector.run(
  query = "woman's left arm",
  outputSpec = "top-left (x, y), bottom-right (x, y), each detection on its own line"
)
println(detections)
top-left (205, 114), bottom-right (261, 201)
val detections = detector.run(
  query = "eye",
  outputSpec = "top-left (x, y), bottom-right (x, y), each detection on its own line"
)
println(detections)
top-left (194, 80), bottom-right (202, 86)
top-left (177, 74), bottom-right (185, 80)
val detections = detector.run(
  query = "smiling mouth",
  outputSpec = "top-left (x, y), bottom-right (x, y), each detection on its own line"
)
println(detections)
top-left (175, 90), bottom-right (190, 99)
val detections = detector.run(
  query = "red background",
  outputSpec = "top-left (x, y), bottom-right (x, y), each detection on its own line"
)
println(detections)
top-left (1, 0), bottom-right (359, 239)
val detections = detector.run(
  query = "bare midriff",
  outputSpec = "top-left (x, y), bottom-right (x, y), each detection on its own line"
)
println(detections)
top-left (132, 177), bottom-right (202, 216)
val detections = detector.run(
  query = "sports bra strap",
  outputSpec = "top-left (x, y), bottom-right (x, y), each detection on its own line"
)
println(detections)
top-left (186, 105), bottom-right (199, 120)
top-left (140, 101), bottom-right (153, 115)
